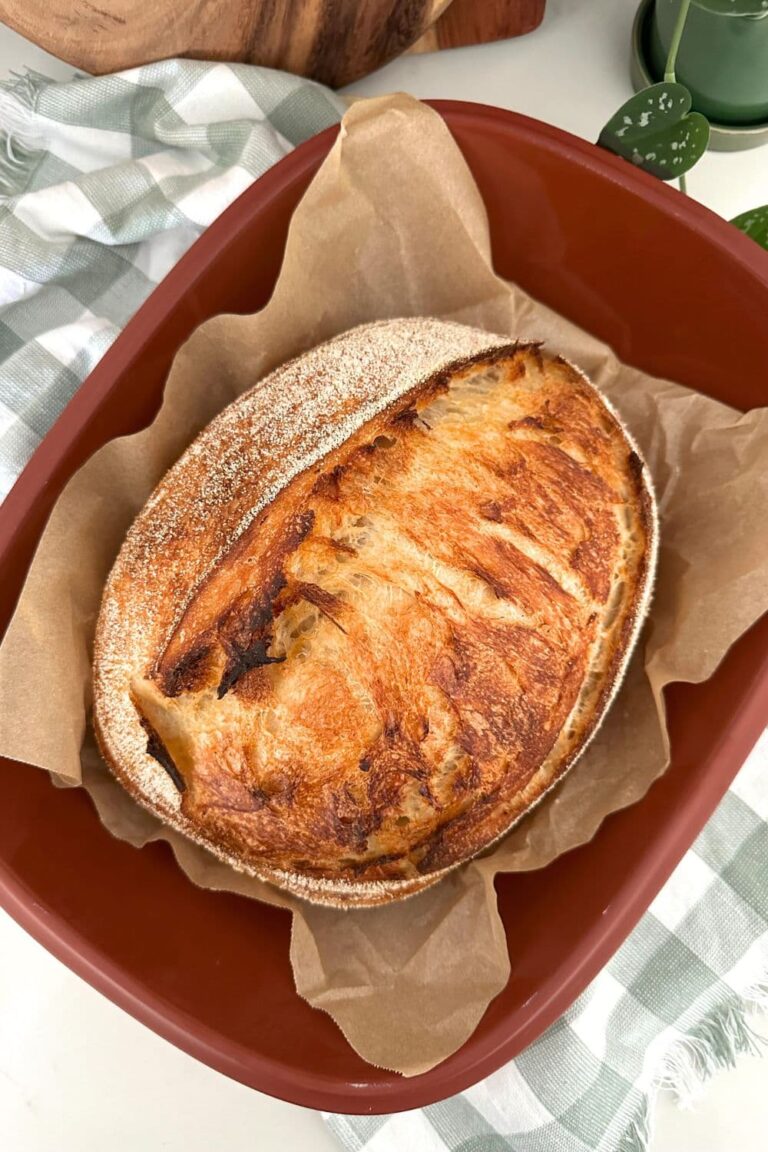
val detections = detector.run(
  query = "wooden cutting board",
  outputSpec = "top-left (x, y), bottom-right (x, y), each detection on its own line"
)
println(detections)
top-left (0, 0), bottom-right (546, 88)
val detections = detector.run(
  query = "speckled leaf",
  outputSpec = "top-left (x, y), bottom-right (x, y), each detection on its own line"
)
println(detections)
top-left (598, 83), bottom-right (710, 180)
top-left (731, 204), bottom-right (768, 250)
top-left (694, 0), bottom-right (768, 16)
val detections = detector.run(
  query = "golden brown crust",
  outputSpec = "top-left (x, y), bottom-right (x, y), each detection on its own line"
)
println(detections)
top-left (93, 320), bottom-right (657, 907)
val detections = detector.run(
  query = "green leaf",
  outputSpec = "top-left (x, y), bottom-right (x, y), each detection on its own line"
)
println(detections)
top-left (731, 204), bottom-right (768, 249)
top-left (598, 83), bottom-right (710, 180)
top-left (693, 1), bottom-right (768, 16)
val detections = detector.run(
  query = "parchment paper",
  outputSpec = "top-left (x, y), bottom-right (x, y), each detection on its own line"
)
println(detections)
top-left (1, 95), bottom-right (767, 1077)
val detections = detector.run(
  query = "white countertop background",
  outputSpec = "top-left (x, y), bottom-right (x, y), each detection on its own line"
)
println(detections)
top-left (1, 1), bottom-right (766, 1148)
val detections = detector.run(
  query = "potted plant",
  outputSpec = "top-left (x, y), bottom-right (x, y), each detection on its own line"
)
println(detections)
top-left (631, 0), bottom-right (768, 148)
top-left (599, 0), bottom-right (768, 249)
top-left (648, 0), bottom-right (768, 126)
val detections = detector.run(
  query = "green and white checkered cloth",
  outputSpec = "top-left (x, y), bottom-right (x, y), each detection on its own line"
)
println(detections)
top-left (0, 61), bottom-right (344, 499)
top-left (0, 62), bottom-right (765, 1152)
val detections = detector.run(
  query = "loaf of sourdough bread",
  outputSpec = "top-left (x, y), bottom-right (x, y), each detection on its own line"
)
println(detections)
top-left (94, 319), bottom-right (657, 907)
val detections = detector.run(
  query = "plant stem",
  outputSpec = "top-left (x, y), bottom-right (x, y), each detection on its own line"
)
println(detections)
top-left (665, 0), bottom-right (692, 82)
top-left (665, 0), bottom-right (692, 193)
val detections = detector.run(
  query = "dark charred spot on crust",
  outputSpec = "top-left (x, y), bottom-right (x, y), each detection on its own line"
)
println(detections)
top-left (160, 511), bottom-right (314, 700)
top-left (391, 405), bottom-right (432, 433)
top-left (627, 450), bottom-right (644, 482)
top-left (217, 637), bottom-right (284, 698)
top-left (216, 570), bottom-right (289, 697)
top-left (358, 755), bottom-right (371, 772)
top-left (215, 510), bottom-right (319, 698)
top-left (479, 500), bottom-right (503, 522)
top-left (140, 717), bottom-right (185, 792)
top-left (218, 571), bottom-right (286, 650)
top-left (161, 642), bottom-right (212, 698)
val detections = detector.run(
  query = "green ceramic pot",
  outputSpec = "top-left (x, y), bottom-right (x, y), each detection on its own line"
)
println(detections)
top-left (649, 0), bottom-right (768, 125)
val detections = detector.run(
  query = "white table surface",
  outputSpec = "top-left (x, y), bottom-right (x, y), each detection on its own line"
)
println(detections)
top-left (1, 1), bottom-right (766, 1149)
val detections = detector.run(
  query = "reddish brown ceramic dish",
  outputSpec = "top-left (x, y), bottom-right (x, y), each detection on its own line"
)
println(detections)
top-left (0, 102), bottom-right (767, 1114)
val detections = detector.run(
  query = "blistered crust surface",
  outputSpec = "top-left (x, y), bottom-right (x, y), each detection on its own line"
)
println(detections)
top-left (94, 319), bottom-right (656, 907)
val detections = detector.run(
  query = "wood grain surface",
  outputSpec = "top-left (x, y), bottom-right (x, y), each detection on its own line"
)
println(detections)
top-left (411, 0), bottom-right (546, 54)
top-left (0, 0), bottom-right (546, 86)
